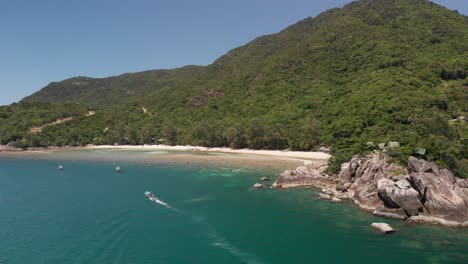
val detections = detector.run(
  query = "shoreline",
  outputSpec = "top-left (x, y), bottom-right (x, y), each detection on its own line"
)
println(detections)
top-left (0, 144), bottom-right (330, 171)
top-left (2, 144), bottom-right (466, 228)
top-left (0, 144), bottom-right (331, 161)
top-left (85, 145), bottom-right (331, 160)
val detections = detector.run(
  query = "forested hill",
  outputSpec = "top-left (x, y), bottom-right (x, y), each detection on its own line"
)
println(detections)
top-left (1, 0), bottom-right (467, 177)
top-left (22, 65), bottom-right (203, 108)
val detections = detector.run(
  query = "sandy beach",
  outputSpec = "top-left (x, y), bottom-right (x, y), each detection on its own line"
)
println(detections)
top-left (0, 144), bottom-right (330, 171)
top-left (87, 145), bottom-right (331, 160)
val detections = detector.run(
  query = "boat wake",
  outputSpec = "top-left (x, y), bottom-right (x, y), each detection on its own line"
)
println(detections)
top-left (147, 193), bottom-right (262, 264)
top-left (150, 198), bottom-right (168, 206)
top-left (208, 230), bottom-right (263, 264)
top-left (145, 191), bottom-right (170, 207)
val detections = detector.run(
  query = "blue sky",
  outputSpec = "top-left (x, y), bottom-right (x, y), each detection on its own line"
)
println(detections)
top-left (0, 0), bottom-right (467, 105)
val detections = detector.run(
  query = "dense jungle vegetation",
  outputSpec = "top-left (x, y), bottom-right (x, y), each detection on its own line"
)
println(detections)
top-left (1, 0), bottom-right (467, 177)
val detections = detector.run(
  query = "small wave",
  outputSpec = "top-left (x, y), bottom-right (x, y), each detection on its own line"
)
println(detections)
top-left (87, 210), bottom-right (131, 262)
top-left (211, 240), bottom-right (262, 264)
top-left (185, 196), bottom-right (212, 203)
top-left (190, 215), bottom-right (206, 222)
top-left (145, 151), bottom-right (169, 155)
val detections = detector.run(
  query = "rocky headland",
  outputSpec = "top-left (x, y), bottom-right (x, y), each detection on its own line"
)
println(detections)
top-left (273, 152), bottom-right (468, 228)
top-left (0, 145), bottom-right (78, 152)
top-left (0, 145), bottom-right (20, 152)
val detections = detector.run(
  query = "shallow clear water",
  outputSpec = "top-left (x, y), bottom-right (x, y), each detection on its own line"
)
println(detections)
top-left (0, 152), bottom-right (466, 263)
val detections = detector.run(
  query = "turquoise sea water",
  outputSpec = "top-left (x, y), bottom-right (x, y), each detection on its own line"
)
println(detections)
top-left (0, 151), bottom-right (467, 264)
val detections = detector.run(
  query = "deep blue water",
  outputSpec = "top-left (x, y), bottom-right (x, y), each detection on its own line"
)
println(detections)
top-left (0, 152), bottom-right (467, 263)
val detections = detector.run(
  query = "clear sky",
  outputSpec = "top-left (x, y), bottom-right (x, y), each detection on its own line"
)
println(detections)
top-left (0, 0), bottom-right (467, 106)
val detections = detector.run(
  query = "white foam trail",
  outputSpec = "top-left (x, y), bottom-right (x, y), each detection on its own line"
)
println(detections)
top-left (209, 232), bottom-right (263, 264)
top-left (148, 197), bottom-right (169, 206)
top-left (151, 199), bottom-right (182, 214)
top-left (185, 196), bottom-right (212, 203)
top-left (151, 199), bottom-right (263, 264)
top-left (155, 200), bottom-right (168, 206)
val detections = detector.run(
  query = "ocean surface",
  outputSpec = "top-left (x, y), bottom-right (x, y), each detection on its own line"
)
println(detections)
top-left (0, 150), bottom-right (466, 264)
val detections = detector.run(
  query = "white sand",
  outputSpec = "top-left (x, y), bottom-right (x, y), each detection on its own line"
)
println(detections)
top-left (87, 145), bottom-right (331, 160)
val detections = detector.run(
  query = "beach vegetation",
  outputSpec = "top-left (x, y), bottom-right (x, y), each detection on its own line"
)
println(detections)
top-left (0, 0), bottom-right (467, 177)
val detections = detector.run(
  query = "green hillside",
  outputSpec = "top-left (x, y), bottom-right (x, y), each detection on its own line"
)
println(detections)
top-left (1, 0), bottom-right (467, 177)
top-left (22, 66), bottom-right (203, 108)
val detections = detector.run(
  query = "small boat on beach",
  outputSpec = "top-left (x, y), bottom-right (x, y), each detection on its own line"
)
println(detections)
top-left (145, 191), bottom-right (168, 206)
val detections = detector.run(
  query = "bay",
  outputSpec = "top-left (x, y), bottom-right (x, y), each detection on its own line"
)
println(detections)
top-left (0, 150), bottom-right (466, 263)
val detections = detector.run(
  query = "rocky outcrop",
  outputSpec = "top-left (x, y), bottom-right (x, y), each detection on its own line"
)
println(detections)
top-left (0, 145), bottom-right (79, 152)
top-left (409, 169), bottom-right (468, 225)
top-left (272, 165), bottom-right (331, 189)
top-left (377, 178), bottom-right (424, 216)
top-left (272, 163), bottom-right (354, 202)
top-left (371, 223), bottom-right (395, 234)
top-left (347, 153), bottom-right (468, 227)
top-left (253, 183), bottom-right (264, 189)
top-left (338, 160), bottom-right (359, 183)
top-left (319, 193), bottom-right (332, 200)
top-left (0, 145), bottom-right (21, 152)
top-left (273, 152), bottom-right (468, 227)
top-left (372, 205), bottom-right (407, 220)
top-left (331, 197), bottom-right (342, 203)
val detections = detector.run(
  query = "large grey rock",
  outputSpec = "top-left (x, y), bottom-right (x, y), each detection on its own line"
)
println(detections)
top-left (373, 205), bottom-right (407, 220)
top-left (331, 197), bottom-right (342, 203)
top-left (319, 193), bottom-right (331, 200)
top-left (457, 179), bottom-right (468, 189)
top-left (252, 183), bottom-right (264, 189)
top-left (395, 180), bottom-right (411, 189)
top-left (371, 223), bottom-right (395, 234)
top-left (273, 167), bottom-right (327, 188)
top-left (335, 191), bottom-right (352, 199)
top-left (377, 178), bottom-right (424, 216)
top-left (408, 156), bottom-right (432, 173)
top-left (410, 171), bottom-right (468, 223)
top-left (351, 153), bottom-right (405, 210)
top-left (339, 159), bottom-right (359, 183)
top-left (354, 182), bottom-right (382, 211)
top-left (336, 183), bottom-right (347, 192)
top-left (339, 162), bottom-right (353, 183)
